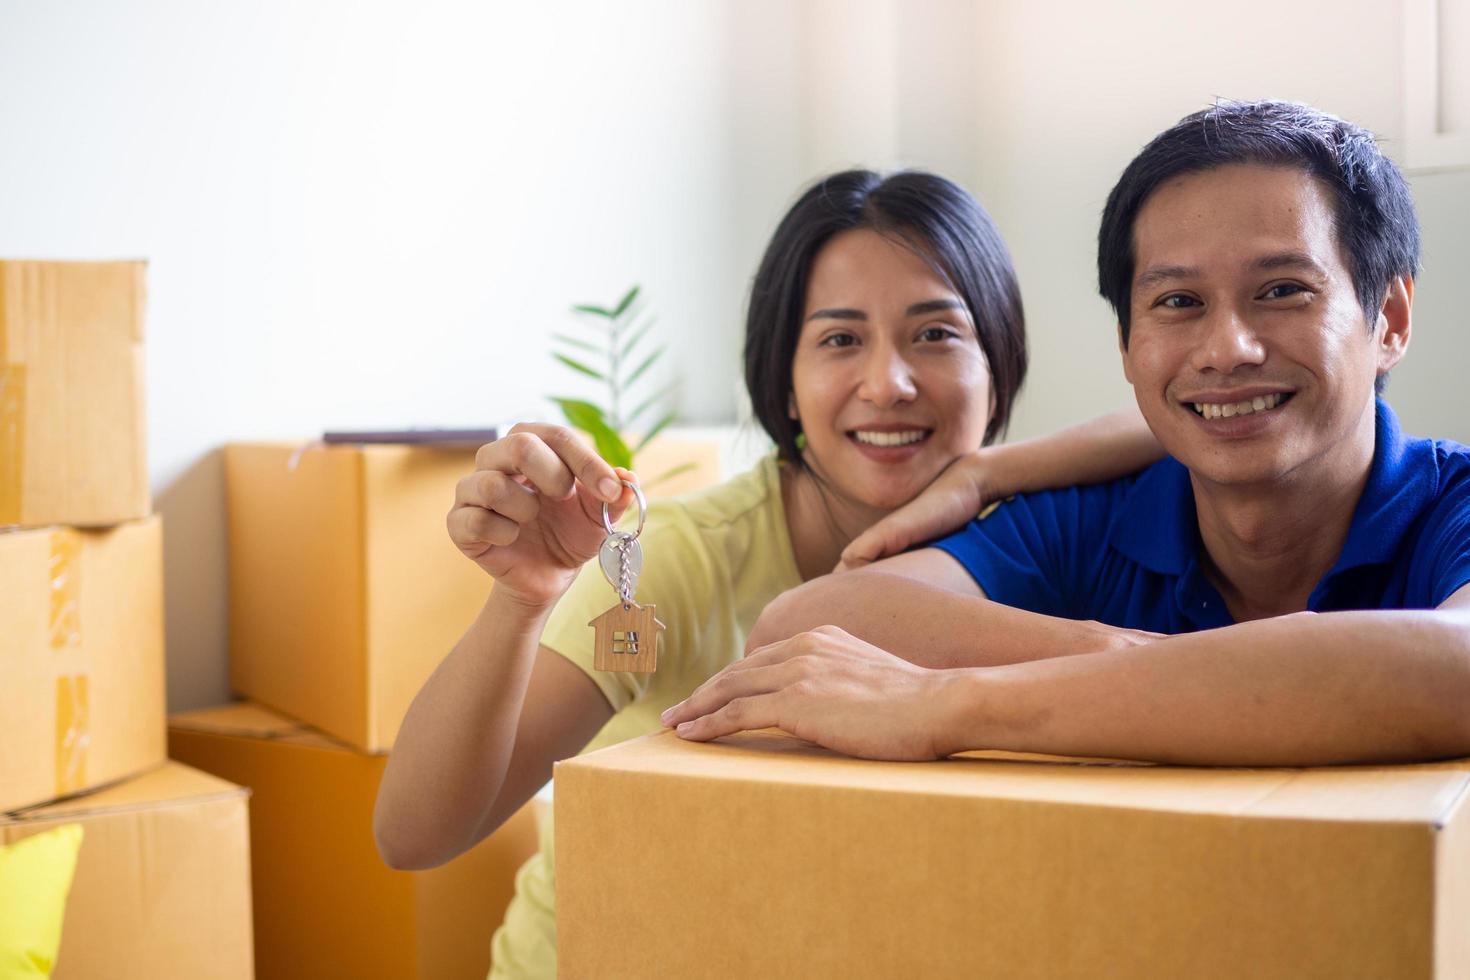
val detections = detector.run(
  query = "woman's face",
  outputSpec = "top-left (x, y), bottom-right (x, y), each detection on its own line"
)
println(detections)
top-left (790, 228), bottom-right (994, 512)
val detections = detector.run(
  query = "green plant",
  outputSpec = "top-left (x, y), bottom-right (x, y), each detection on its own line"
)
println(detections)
top-left (550, 285), bottom-right (693, 485)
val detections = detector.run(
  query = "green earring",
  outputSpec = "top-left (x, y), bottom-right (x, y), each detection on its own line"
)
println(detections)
top-left (794, 433), bottom-right (807, 451)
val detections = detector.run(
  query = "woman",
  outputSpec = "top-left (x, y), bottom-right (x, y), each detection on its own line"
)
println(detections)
top-left (374, 169), bottom-right (1160, 978)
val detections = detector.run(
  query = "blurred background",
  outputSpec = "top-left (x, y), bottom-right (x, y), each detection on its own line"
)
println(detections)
top-left (1, 0), bottom-right (1466, 712)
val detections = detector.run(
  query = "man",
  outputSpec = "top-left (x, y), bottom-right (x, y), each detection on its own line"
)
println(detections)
top-left (662, 100), bottom-right (1470, 766)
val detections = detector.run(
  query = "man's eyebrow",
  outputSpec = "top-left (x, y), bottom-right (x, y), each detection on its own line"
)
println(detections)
top-left (1134, 265), bottom-right (1199, 291)
top-left (805, 307), bottom-right (866, 322)
top-left (905, 298), bottom-right (965, 317)
top-left (1252, 251), bottom-right (1328, 277)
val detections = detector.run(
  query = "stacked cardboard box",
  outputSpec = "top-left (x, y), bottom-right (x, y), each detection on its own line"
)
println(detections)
top-left (557, 729), bottom-right (1470, 979)
top-left (0, 260), bottom-right (254, 978)
top-left (169, 702), bottom-right (540, 980)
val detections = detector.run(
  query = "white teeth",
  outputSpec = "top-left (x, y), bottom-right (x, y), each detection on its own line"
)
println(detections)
top-left (1192, 392), bottom-right (1285, 419)
top-left (852, 430), bottom-right (927, 447)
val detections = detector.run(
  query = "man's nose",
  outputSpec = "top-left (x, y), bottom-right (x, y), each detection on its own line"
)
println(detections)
top-left (1192, 304), bottom-right (1267, 375)
top-left (858, 344), bottom-right (918, 407)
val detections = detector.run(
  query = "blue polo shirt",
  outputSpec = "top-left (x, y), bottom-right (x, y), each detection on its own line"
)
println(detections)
top-left (933, 400), bottom-right (1470, 632)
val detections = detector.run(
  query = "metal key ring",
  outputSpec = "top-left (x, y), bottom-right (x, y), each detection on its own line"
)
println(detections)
top-left (601, 479), bottom-right (647, 539)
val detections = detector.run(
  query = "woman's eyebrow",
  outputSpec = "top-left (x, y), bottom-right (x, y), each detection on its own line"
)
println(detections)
top-left (805, 307), bottom-right (866, 322)
top-left (905, 298), bottom-right (964, 316)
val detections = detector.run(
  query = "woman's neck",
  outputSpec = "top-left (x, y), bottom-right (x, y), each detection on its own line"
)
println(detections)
top-left (780, 460), bottom-right (887, 581)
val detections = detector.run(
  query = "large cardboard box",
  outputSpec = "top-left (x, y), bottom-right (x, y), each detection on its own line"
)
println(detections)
top-left (0, 260), bottom-right (149, 528)
top-left (167, 701), bottom-right (541, 980)
top-left (0, 516), bottom-right (165, 812)
top-left (556, 729), bottom-right (1470, 979)
top-left (225, 442), bottom-right (490, 750)
top-left (0, 761), bottom-right (254, 980)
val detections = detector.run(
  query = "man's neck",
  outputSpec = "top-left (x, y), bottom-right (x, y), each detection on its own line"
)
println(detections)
top-left (1192, 414), bottom-right (1378, 622)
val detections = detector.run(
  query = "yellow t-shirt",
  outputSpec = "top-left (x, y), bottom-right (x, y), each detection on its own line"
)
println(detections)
top-left (489, 453), bottom-right (801, 979)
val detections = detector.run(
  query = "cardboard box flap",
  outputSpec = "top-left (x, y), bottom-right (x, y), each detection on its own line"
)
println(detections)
top-left (563, 729), bottom-right (1470, 825)
top-left (6, 761), bottom-right (245, 823)
top-left (169, 700), bottom-right (353, 752)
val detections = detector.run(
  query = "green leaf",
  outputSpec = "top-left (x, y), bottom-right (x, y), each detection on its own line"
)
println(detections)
top-left (644, 461), bottom-right (699, 490)
top-left (551, 397), bottom-right (608, 430)
top-left (620, 315), bottom-right (657, 360)
top-left (551, 332), bottom-right (603, 355)
top-left (553, 352), bottom-right (605, 381)
top-left (627, 382), bottom-right (676, 426)
top-left (611, 285), bottom-right (641, 319)
top-left (552, 398), bottom-right (631, 469)
top-left (622, 345), bottom-right (664, 390)
top-left (572, 303), bottom-right (615, 318)
top-left (633, 410), bottom-right (677, 455)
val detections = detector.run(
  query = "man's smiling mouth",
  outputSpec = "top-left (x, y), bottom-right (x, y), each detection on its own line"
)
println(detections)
top-left (1190, 392), bottom-right (1294, 420)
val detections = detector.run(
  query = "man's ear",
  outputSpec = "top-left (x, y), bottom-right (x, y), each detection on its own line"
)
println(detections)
top-left (1375, 275), bottom-right (1413, 376)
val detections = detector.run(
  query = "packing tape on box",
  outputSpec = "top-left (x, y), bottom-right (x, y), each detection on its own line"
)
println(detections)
top-left (48, 530), bottom-right (81, 650)
top-left (0, 364), bottom-right (22, 526)
top-left (55, 674), bottom-right (90, 797)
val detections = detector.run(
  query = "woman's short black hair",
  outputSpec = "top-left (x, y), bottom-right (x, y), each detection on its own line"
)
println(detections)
top-left (743, 169), bottom-right (1027, 464)
top-left (1098, 100), bottom-right (1421, 348)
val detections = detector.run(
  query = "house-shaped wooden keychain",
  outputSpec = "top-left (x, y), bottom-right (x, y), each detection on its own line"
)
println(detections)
top-left (590, 601), bottom-right (665, 673)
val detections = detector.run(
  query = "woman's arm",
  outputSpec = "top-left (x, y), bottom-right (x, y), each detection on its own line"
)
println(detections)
top-left (840, 406), bottom-right (1161, 569)
top-left (375, 593), bottom-right (611, 870)
top-left (373, 423), bottom-right (627, 870)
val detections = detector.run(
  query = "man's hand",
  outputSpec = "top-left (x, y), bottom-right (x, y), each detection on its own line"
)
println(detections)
top-left (660, 626), bottom-right (958, 761)
top-left (836, 455), bottom-right (986, 571)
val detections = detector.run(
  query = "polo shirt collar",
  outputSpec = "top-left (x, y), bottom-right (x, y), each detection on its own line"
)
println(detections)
top-left (1109, 398), bottom-right (1435, 581)
top-left (1327, 398), bottom-right (1437, 573)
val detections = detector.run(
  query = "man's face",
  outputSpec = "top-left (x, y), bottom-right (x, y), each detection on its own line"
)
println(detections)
top-left (1121, 162), bottom-right (1408, 491)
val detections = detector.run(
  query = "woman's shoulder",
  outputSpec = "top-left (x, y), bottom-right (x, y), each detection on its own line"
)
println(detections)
top-left (646, 452), bottom-right (782, 534)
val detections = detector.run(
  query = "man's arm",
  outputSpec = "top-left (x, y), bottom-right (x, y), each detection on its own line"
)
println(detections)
top-left (671, 582), bottom-right (1470, 767)
top-left (746, 548), bottom-right (1153, 665)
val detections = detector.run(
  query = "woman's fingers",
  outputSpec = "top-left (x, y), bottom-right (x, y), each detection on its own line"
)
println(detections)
top-left (478, 423), bottom-right (622, 503)
top-left (447, 505), bottom-right (521, 556)
top-left (455, 469), bottom-right (539, 525)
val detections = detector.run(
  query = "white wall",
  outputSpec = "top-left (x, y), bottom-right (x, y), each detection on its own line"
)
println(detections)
top-left (2, 1), bottom-right (1466, 710)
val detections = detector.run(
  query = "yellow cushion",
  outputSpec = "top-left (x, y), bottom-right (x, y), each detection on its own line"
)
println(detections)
top-left (0, 824), bottom-right (84, 980)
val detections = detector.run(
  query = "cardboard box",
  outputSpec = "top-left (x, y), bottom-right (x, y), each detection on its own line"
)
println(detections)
top-left (225, 435), bottom-right (724, 751)
top-left (556, 729), bottom-right (1470, 979)
top-left (167, 701), bottom-right (541, 980)
top-left (225, 441), bottom-right (491, 750)
top-left (0, 761), bottom-right (254, 980)
top-left (0, 516), bottom-right (165, 812)
top-left (0, 260), bottom-right (149, 528)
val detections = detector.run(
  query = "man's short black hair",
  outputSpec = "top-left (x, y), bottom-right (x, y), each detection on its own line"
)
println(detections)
top-left (1098, 100), bottom-right (1420, 350)
top-left (745, 169), bottom-right (1027, 463)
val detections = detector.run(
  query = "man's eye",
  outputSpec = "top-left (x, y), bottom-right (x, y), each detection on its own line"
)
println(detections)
top-left (1158, 294), bottom-right (1200, 309)
top-left (918, 326), bottom-right (958, 342)
top-left (820, 333), bottom-right (858, 348)
top-left (1263, 283), bottom-right (1306, 300)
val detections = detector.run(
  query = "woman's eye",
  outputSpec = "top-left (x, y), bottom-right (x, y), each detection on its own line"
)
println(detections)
top-left (918, 326), bottom-right (958, 342)
top-left (819, 332), bottom-right (858, 348)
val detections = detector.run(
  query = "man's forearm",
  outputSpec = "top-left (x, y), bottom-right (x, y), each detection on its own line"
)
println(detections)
top-left (751, 570), bottom-right (1139, 667)
top-left (939, 609), bottom-right (1470, 766)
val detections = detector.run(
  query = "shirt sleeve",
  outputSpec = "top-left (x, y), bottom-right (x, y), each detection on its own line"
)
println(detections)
top-left (929, 486), bottom-right (1108, 619)
top-left (1424, 452), bottom-right (1470, 607)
